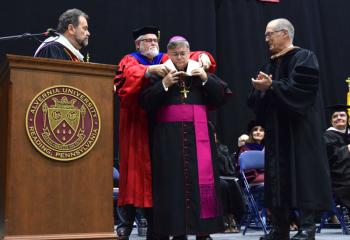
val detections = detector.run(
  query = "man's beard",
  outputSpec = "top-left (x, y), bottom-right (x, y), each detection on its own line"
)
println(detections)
top-left (79, 38), bottom-right (89, 48)
top-left (75, 37), bottom-right (89, 49)
top-left (140, 45), bottom-right (159, 59)
top-left (82, 38), bottom-right (89, 47)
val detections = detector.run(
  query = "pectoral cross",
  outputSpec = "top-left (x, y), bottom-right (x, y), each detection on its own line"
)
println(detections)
top-left (180, 87), bottom-right (189, 98)
top-left (179, 75), bottom-right (190, 98)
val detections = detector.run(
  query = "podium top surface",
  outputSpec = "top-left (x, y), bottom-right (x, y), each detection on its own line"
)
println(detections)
top-left (0, 54), bottom-right (118, 78)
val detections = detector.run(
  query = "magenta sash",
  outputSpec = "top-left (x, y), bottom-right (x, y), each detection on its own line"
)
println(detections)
top-left (157, 104), bottom-right (218, 219)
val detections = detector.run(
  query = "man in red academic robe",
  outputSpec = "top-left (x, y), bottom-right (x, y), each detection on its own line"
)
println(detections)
top-left (114, 26), bottom-right (217, 240)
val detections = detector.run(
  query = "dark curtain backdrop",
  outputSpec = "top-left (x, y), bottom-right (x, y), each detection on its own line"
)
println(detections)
top-left (1, 0), bottom-right (349, 152)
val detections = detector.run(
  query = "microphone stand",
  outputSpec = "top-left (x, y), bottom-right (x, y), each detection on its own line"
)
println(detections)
top-left (0, 32), bottom-right (48, 42)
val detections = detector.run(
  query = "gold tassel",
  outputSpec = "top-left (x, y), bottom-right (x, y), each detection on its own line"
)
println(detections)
top-left (86, 53), bottom-right (90, 63)
top-left (346, 77), bottom-right (350, 115)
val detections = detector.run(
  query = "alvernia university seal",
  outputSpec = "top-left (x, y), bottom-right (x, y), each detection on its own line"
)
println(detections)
top-left (25, 85), bottom-right (101, 161)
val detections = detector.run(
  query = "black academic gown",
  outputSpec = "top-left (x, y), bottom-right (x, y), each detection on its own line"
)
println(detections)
top-left (141, 73), bottom-right (226, 236)
top-left (35, 42), bottom-right (77, 61)
top-left (324, 129), bottom-right (350, 208)
top-left (248, 48), bottom-right (332, 211)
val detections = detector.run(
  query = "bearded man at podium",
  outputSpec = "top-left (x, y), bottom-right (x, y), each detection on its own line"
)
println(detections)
top-left (34, 8), bottom-right (90, 62)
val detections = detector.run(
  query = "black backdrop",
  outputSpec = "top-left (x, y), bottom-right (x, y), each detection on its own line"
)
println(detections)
top-left (1, 0), bottom-right (349, 151)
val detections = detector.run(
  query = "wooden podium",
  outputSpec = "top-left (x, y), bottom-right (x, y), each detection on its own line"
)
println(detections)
top-left (0, 55), bottom-right (117, 239)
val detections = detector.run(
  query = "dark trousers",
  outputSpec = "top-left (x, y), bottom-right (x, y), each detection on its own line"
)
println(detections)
top-left (117, 205), bottom-right (155, 239)
top-left (270, 208), bottom-right (316, 234)
top-left (116, 205), bottom-right (135, 236)
top-left (298, 209), bottom-right (316, 231)
top-left (270, 208), bottom-right (290, 235)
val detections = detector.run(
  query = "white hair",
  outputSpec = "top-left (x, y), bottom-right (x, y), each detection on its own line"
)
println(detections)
top-left (270, 18), bottom-right (295, 42)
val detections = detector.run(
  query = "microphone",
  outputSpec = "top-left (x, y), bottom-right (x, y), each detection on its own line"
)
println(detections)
top-left (0, 29), bottom-right (59, 42)
top-left (44, 28), bottom-right (58, 37)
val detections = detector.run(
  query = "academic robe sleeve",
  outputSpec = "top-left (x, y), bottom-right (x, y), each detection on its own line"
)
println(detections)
top-left (139, 76), bottom-right (167, 112)
top-left (203, 74), bottom-right (231, 108)
top-left (323, 131), bottom-right (350, 168)
top-left (115, 55), bottom-right (149, 99)
top-left (248, 49), bottom-right (320, 116)
top-left (270, 50), bottom-right (319, 115)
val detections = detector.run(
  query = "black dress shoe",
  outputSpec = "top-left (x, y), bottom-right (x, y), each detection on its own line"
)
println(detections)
top-left (152, 237), bottom-right (170, 240)
top-left (147, 234), bottom-right (169, 240)
top-left (196, 236), bottom-right (213, 240)
top-left (116, 230), bottom-right (129, 240)
top-left (116, 227), bottom-right (132, 240)
top-left (291, 230), bottom-right (315, 240)
top-left (172, 236), bottom-right (187, 240)
top-left (117, 235), bottom-right (129, 240)
top-left (260, 228), bottom-right (290, 240)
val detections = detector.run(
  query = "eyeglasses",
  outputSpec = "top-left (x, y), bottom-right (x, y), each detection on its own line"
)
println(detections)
top-left (265, 30), bottom-right (284, 38)
top-left (169, 51), bottom-right (189, 57)
top-left (140, 38), bottom-right (158, 43)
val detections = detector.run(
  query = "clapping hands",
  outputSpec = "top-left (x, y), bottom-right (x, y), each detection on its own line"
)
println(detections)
top-left (251, 71), bottom-right (273, 91)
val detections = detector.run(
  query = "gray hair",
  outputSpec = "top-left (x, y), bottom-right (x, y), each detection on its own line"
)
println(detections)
top-left (56, 8), bottom-right (89, 34)
top-left (272, 18), bottom-right (294, 42)
top-left (167, 39), bottom-right (190, 51)
top-left (135, 35), bottom-right (144, 42)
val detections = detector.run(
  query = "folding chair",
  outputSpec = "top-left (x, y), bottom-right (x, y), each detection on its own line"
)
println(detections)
top-left (239, 150), bottom-right (268, 235)
top-left (113, 167), bottom-right (119, 225)
top-left (316, 198), bottom-right (350, 235)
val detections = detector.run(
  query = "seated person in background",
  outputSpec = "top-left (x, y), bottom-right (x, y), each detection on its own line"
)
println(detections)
top-left (237, 120), bottom-right (265, 184)
top-left (209, 122), bottom-right (245, 233)
top-left (113, 167), bottom-right (119, 188)
top-left (324, 104), bottom-right (350, 213)
top-left (236, 125), bottom-right (300, 231)
top-left (113, 167), bottom-right (119, 226)
top-left (238, 134), bottom-right (249, 148)
top-left (232, 134), bottom-right (249, 171)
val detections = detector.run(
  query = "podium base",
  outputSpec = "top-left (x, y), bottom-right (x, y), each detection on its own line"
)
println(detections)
top-left (3, 232), bottom-right (117, 240)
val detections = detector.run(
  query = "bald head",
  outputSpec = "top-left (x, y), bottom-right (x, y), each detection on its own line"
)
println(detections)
top-left (265, 18), bottom-right (294, 55)
top-left (267, 18), bottom-right (294, 42)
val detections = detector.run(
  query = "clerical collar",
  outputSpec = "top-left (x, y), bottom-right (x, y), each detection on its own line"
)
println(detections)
top-left (34, 34), bottom-right (84, 61)
top-left (326, 126), bottom-right (350, 134)
top-left (271, 44), bottom-right (299, 59)
top-left (163, 59), bottom-right (200, 75)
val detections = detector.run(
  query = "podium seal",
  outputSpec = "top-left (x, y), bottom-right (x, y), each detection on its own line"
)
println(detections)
top-left (25, 85), bottom-right (101, 161)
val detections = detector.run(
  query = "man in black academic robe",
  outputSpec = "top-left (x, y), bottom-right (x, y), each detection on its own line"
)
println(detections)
top-left (141, 36), bottom-right (229, 240)
top-left (324, 105), bottom-right (350, 210)
top-left (34, 8), bottom-right (89, 62)
top-left (248, 18), bottom-right (332, 240)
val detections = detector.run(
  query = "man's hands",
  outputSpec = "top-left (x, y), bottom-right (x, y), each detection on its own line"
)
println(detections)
top-left (162, 67), bottom-right (208, 89)
top-left (147, 53), bottom-right (212, 78)
top-left (191, 67), bottom-right (208, 81)
top-left (162, 70), bottom-right (182, 88)
top-left (251, 71), bottom-right (273, 91)
top-left (147, 64), bottom-right (169, 77)
top-left (198, 53), bottom-right (211, 70)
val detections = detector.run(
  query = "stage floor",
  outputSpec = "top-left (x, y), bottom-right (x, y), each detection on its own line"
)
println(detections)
top-left (124, 228), bottom-right (349, 240)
